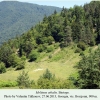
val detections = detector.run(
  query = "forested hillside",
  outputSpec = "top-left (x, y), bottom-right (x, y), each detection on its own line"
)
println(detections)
top-left (0, 1), bottom-right (100, 89)
top-left (0, 1), bottom-right (61, 45)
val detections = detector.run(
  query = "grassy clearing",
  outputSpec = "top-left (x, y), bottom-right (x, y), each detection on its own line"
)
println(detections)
top-left (0, 45), bottom-right (98, 89)
top-left (0, 45), bottom-right (81, 84)
top-left (0, 44), bottom-right (98, 89)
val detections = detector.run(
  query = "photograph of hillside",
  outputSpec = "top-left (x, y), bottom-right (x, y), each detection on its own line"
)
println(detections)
top-left (0, 0), bottom-right (100, 89)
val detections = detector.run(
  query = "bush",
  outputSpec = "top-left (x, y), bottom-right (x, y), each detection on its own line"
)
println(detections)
top-left (0, 81), bottom-right (18, 88)
top-left (75, 48), bottom-right (82, 53)
top-left (0, 62), bottom-right (6, 74)
top-left (47, 36), bottom-right (54, 45)
top-left (8, 54), bottom-right (21, 68)
top-left (16, 61), bottom-right (25, 70)
top-left (79, 52), bottom-right (84, 56)
top-left (21, 56), bottom-right (26, 61)
top-left (49, 55), bottom-right (52, 59)
top-left (77, 42), bottom-right (87, 51)
top-left (29, 50), bottom-right (39, 62)
top-left (38, 45), bottom-right (45, 52)
top-left (60, 42), bottom-right (66, 48)
top-left (46, 46), bottom-right (54, 53)
top-left (38, 44), bottom-right (47, 52)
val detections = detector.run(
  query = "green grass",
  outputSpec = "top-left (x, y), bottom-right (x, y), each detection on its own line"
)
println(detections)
top-left (0, 47), bottom-right (80, 81)
top-left (0, 45), bottom-right (81, 88)
top-left (0, 45), bottom-right (98, 89)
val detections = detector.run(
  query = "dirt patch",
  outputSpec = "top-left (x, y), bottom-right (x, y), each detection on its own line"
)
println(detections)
top-left (34, 68), bottom-right (43, 72)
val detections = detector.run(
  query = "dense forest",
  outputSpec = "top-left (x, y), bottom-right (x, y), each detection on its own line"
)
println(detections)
top-left (0, 1), bottom-right (61, 45)
top-left (0, 1), bottom-right (100, 89)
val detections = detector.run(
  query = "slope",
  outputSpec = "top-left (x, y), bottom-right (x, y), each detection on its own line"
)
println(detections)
top-left (0, 1), bottom-right (100, 89)
top-left (0, 45), bottom-right (80, 81)
top-left (0, 1), bottom-right (61, 45)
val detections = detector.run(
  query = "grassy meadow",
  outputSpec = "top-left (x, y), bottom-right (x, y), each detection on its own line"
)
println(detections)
top-left (0, 44), bottom-right (96, 88)
top-left (0, 45), bottom-right (81, 87)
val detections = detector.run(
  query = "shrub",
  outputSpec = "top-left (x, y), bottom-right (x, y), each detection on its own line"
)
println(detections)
top-left (0, 62), bottom-right (6, 74)
top-left (21, 56), bottom-right (26, 61)
top-left (60, 79), bottom-right (75, 89)
top-left (49, 55), bottom-right (52, 59)
top-left (75, 48), bottom-right (82, 53)
top-left (16, 61), bottom-right (25, 70)
top-left (77, 41), bottom-right (87, 51)
top-left (46, 46), bottom-right (54, 53)
top-left (8, 54), bottom-right (21, 68)
top-left (60, 42), bottom-right (66, 48)
top-left (38, 45), bottom-right (45, 52)
top-left (38, 44), bottom-right (47, 52)
top-left (47, 36), bottom-right (54, 45)
top-left (29, 50), bottom-right (39, 62)
top-left (79, 52), bottom-right (84, 56)
top-left (0, 81), bottom-right (18, 88)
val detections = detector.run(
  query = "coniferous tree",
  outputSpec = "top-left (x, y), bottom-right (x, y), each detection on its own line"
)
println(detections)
top-left (64, 26), bottom-right (72, 46)
top-left (0, 44), bottom-right (13, 67)
top-left (75, 49), bottom-right (100, 89)
top-left (17, 71), bottom-right (31, 89)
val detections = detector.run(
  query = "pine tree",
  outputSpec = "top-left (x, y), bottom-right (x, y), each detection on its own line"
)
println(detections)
top-left (17, 71), bottom-right (31, 89)
top-left (64, 26), bottom-right (72, 46)
top-left (75, 49), bottom-right (100, 89)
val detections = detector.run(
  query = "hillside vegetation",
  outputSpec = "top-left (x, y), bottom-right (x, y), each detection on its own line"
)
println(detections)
top-left (0, 1), bottom-right (61, 45)
top-left (0, 1), bottom-right (100, 89)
